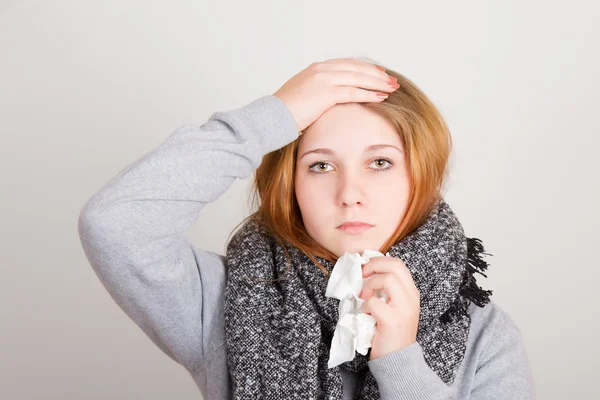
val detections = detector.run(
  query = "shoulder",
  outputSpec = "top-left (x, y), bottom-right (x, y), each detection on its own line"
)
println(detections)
top-left (225, 217), bottom-right (271, 253)
top-left (467, 299), bottom-right (525, 364)
top-left (469, 298), bottom-right (521, 334)
top-left (462, 300), bottom-right (536, 398)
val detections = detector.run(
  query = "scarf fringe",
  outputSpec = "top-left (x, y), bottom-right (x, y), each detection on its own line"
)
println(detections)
top-left (440, 237), bottom-right (494, 323)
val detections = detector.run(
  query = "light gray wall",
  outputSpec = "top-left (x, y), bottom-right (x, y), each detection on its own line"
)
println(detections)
top-left (1, 1), bottom-right (598, 398)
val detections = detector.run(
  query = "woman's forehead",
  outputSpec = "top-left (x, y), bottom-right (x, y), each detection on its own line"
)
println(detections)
top-left (298, 105), bottom-right (400, 154)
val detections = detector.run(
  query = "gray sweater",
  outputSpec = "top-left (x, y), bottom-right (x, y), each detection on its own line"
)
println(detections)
top-left (77, 94), bottom-right (536, 399)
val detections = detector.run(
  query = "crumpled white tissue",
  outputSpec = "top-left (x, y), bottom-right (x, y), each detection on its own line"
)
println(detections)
top-left (325, 249), bottom-right (391, 368)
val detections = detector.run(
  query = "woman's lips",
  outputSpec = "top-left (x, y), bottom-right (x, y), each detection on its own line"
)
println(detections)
top-left (337, 223), bottom-right (374, 235)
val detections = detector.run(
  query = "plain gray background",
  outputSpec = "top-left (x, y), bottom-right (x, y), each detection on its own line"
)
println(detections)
top-left (1, 0), bottom-right (599, 399)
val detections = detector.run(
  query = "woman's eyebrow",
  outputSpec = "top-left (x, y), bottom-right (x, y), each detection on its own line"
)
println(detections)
top-left (298, 144), bottom-right (403, 160)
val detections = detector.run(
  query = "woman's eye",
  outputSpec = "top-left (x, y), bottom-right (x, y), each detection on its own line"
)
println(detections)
top-left (371, 159), bottom-right (392, 169)
top-left (308, 162), bottom-right (333, 174)
top-left (308, 159), bottom-right (393, 174)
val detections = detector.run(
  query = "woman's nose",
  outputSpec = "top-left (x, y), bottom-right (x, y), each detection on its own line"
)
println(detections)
top-left (337, 172), bottom-right (366, 207)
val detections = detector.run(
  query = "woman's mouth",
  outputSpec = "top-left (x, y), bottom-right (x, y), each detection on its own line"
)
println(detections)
top-left (337, 222), bottom-right (374, 235)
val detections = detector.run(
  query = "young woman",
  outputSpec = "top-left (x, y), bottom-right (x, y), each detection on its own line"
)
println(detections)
top-left (78, 58), bottom-right (536, 399)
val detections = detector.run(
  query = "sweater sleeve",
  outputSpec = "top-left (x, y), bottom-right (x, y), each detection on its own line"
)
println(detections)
top-left (367, 303), bottom-right (536, 400)
top-left (367, 341), bottom-right (455, 399)
top-left (77, 94), bottom-right (299, 375)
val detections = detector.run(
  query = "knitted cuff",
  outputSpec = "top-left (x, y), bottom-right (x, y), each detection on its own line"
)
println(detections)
top-left (367, 341), bottom-right (454, 398)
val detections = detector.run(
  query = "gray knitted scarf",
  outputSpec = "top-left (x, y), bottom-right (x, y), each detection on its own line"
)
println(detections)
top-left (224, 198), bottom-right (492, 399)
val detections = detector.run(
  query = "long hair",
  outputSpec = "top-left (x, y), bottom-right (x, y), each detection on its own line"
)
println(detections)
top-left (226, 58), bottom-right (452, 280)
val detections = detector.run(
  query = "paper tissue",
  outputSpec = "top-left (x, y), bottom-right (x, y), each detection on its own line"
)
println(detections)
top-left (325, 249), bottom-right (391, 368)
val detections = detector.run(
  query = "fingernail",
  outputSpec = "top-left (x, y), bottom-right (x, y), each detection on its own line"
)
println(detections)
top-left (375, 65), bottom-right (386, 72)
top-left (375, 92), bottom-right (388, 99)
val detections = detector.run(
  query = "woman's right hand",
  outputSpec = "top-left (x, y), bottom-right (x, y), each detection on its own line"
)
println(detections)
top-left (273, 58), bottom-right (400, 134)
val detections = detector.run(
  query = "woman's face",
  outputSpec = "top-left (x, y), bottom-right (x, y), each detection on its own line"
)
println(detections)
top-left (295, 103), bottom-right (412, 258)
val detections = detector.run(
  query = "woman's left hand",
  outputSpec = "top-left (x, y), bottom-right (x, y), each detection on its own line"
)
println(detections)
top-left (359, 255), bottom-right (421, 361)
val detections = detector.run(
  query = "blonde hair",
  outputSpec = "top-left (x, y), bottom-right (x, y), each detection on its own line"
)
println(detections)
top-left (226, 58), bottom-right (452, 280)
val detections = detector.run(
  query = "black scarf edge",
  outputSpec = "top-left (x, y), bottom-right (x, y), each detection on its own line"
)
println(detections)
top-left (440, 237), bottom-right (494, 323)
